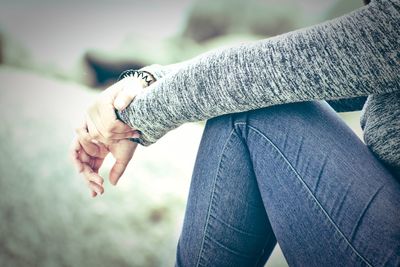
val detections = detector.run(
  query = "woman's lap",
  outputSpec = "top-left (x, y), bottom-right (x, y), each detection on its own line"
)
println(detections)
top-left (176, 101), bottom-right (400, 267)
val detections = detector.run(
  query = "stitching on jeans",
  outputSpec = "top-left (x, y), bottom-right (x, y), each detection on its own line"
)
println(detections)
top-left (208, 213), bottom-right (262, 237)
top-left (195, 128), bottom-right (236, 267)
top-left (205, 234), bottom-right (254, 259)
top-left (234, 122), bottom-right (373, 267)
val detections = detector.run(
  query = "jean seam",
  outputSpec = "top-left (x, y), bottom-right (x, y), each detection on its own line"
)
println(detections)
top-left (208, 213), bottom-right (263, 237)
top-left (234, 122), bottom-right (373, 267)
top-left (195, 128), bottom-right (236, 267)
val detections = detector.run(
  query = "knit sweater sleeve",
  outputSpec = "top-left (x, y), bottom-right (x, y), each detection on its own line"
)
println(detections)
top-left (119, 0), bottom-right (400, 146)
top-left (143, 63), bottom-right (369, 112)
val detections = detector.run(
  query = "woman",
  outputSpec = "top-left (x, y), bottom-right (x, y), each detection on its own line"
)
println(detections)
top-left (71, 0), bottom-right (400, 265)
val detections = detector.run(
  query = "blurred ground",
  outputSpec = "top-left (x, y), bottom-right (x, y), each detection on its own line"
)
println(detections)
top-left (0, 67), bottom-right (202, 266)
top-left (0, 0), bottom-right (363, 266)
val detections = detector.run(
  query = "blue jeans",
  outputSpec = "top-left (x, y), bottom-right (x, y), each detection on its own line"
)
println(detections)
top-left (176, 101), bottom-right (400, 266)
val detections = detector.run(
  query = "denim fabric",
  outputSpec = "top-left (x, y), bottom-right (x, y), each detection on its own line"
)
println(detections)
top-left (176, 101), bottom-right (400, 267)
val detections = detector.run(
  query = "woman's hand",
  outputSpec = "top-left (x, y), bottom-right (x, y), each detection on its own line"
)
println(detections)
top-left (71, 121), bottom-right (137, 197)
top-left (85, 76), bottom-right (148, 144)
top-left (70, 74), bottom-right (150, 197)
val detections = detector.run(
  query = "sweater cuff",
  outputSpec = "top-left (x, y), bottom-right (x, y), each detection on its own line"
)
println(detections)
top-left (115, 68), bottom-right (159, 146)
top-left (118, 109), bottom-right (156, 146)
top-left (139, 64), bottom-right (167, 81)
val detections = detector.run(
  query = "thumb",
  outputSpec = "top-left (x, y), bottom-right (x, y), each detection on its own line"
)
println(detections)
top-left (109, 160), bottom-right (129, 185)
top-left (114, 78), bottom-right (143, 110)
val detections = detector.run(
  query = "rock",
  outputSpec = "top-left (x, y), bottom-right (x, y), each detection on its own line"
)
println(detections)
top-left (182, 0), bottom-right (302, 43)
top-left (83, 50), bottom-right (145, 88)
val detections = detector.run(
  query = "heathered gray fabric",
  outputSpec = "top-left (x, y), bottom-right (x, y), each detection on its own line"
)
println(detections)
top-left (118, 0), bottom-right (399, 173)
top-left (361, 92), bottom-right (400, 176)
top-left (142, 63), bottom-right (371, 113)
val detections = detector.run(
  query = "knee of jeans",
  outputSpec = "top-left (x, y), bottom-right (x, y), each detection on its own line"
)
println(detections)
top-left (229, 101), bottom-right (335, 142)
top-left (203, 101), bottom-right (334, 146)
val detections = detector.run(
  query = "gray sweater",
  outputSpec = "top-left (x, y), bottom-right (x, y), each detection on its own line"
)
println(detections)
top-left (118, 0), bottom-right (400, 176)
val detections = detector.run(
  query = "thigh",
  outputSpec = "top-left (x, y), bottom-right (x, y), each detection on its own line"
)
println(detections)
top-left (233, 101), bottom-right (400, 266)
top-left (176, 113), bottom-right (276, 267)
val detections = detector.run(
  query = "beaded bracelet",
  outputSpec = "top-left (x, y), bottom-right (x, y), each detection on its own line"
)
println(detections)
top-left (116, 69), bottom-right (157, 145)
top-left (117, 69), bottom-right (157, 86)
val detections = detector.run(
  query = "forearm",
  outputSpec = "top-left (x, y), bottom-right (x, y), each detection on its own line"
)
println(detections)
top-left (119, 0), bottom-right (400, 146)
top-left (144, 63), bottom-right (369, 112)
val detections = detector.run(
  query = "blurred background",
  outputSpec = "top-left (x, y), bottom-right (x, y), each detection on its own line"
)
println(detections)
top-left (0, 0), bottom-right (364, 266)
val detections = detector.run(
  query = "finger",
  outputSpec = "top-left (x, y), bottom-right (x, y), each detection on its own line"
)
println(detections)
top-left (96, 102), bottom-right (135, 135)
top-left (101, 78), bottom-right (127, 99)
top-left (88, 106), bottom-right (136, 142)
top-left (73, 138), bottom-right (94, 173)
top-left (86, 114), bottom-right (108, 144)
top-left (78, 148), bottom-right (91, 164)
top-left (87, 102), bottom-right (112, 141)
top-left (91, 190), bottom-right (97, 198)
top-left (75, 127), bottom-right (100, 157)
top-left (88, 84), bottom-right (137, 142)
top-left (72, 154), bottom-right (84, 173)
top-left (92, 157), bottom-right (105, 173)
top-left (82, 163), bottom-right (104, 186)
top-left (88, 181), bottom-right (104, 195)
top-left (71, 135), bottom-right (81, 153)
top-left (114, 78), bottom-right (143, 110)
top-left (70, 137), bottom-right (84, 172)
top-left (87, 108), bottom-right (123, 144)
top-left (108, 140), bottom-right (137, 185)
top-left (92, 119), bottom-right (136, 136)
top-left (109, 160), bottom-right (129, 186)
top-left (107, 130), bottom-right (140, 140)
top-left (109, 120), bottom-right (136, 134)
